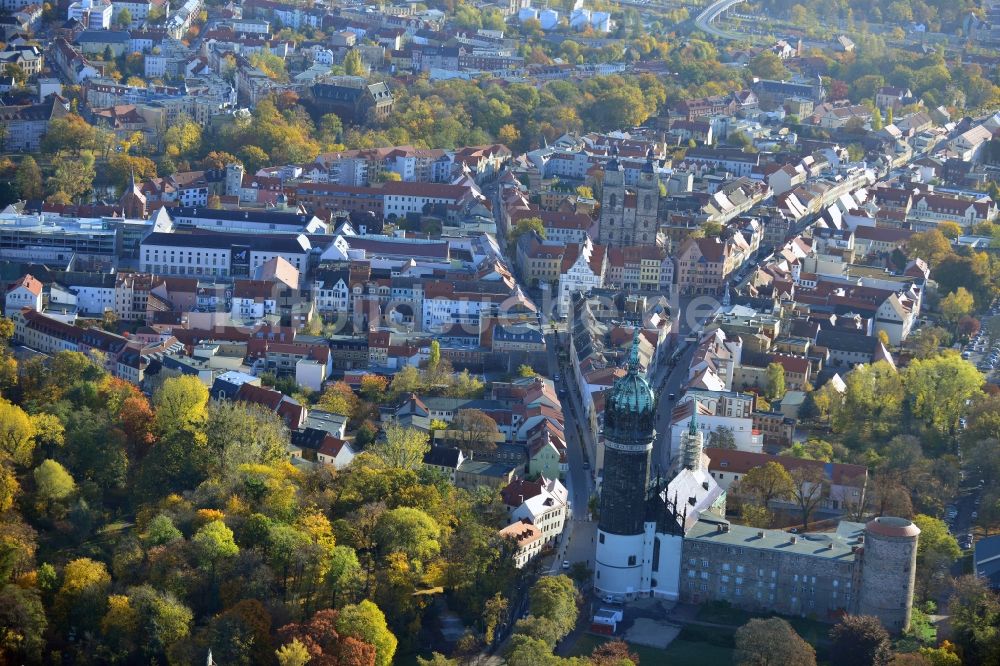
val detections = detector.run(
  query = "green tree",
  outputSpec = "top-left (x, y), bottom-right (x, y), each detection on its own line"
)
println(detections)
top-left (941, 287), bottom-right (975, 325)
top-left (907, 229), bottom-right (952, 267)
top-left (152, 375), bottom-right (209, 437)
top-left (913, 514), bottom-right (962, 596)
top-left (872, 106), bottom-right (884, 131)
top-left (47, 152), bottom-right (96, 202)
top-left (115, 7), bottom-right (132, 27)
top-left (949, 575), bottom-right (1000, 664)
top-left (905, 352), bottom-right (983, 432)
top-left (749, 51), bottom-right (791, 80)
top-left (529, 575), bottom-right (578, 640)
top-left (276, 639), bottom-right (311, 666)
top-left (205, 401), bottom-right (288, 475)
top-left (735, 617), bottom-right (816, 666)
top-left (829, 615), bottom-right (892, 666)
top-left (163, 115), bottom-right (202, 161)
top-left (143, 514), bottom-right (183, 546)
top-left (0, 400), bottom-right (35, 466)
top-left (33, 459), bottom-right (75, 502)
top-left (344, 49), bottom-right (365, 76)
top-left (448, 408), bottom-right (500, 454)
top-left (707, 425), bottom-right (736, 449)
top-left (192, 520), bottom-right (239, 570)
top-left (336, 600), bottom-right (397, 666)
top-left (317, 381), bottom-right (359, 417)
top-left (14, 156), bottom-right (43, 200)
top-left (0, 584), bottom-right (47, 663)
top-left (509, 217), bottom-right (546, 243)
top-left (41, 113), bottom-right (98, 155)
top-left (375, 506), bottom-right (441, 564)
top-left (369, 423), bottom-right (430, 470)
top-left (738, 461), bottom-right (794, 508)
top-left (790, 466), bottom-right (826, 531)
top-left (765, 362), bottom-right (786, 401)
top-left (249, 49), bottom-right (289, 81)
top-left (389, 365), bottom-right (423, 397)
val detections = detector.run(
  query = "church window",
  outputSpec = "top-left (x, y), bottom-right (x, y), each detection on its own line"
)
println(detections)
top-left (609, 193), bottom-right (617, 209)
top-left (652, 538), bottom-right (660, 572)
top-left (599, 533), bottom-right (605, 544)
top-left (628, 555), bottom-right (637, 566)
top-left (644, 195), bottom-right (652, 210)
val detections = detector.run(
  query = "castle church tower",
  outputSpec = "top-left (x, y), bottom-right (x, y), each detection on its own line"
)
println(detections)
top-left (595, 329), bottom-right (656, 600)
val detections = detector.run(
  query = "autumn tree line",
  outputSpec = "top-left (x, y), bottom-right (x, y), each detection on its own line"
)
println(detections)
top-left (0, 319), bottom-right (647, 665)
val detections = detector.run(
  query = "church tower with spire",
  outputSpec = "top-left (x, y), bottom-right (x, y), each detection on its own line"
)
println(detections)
top-left (680, 404), bottom-right (705, 472)
top-left (595, 328), bottom-right (656, 599)
top-left (120, 168), bottom-right (147, 219)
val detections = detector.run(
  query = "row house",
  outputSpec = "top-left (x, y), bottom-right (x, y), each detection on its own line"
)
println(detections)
top-left (245, 339), bottom-right (330, 391)
top-left (705, 447), bottom-right (867, 513)
top-left (909, 192), bottom-right (998, 230)
top-left (12, 309), bottom-right (129, 375)
top-left (675, 234), bottom-right (745, 296)
top-left (0, 45), bottom-right (42, 77)
top-left (381, 181), bottom-right (482, 221)
top-left (452, 144), bottom-right (512, 182)
top-left (293, 182), bottom-right (385, 217)
top-left (0, 93), bottom-right (69, 152)
top-left (682, 147), bottom-right (763, 179)
top-left (515, 233), bottom-right (566, 288)
top-left (49, 38), bottom-right (102, 83)
top-left (557, 237), bottom-right (607, 316)
top-left (605, 245), bottom-right (673, 291)
top-left (669, 397), bottom-right (763, 458)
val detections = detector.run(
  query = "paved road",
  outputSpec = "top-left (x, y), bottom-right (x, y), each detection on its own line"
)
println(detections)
top-left (693, 0), bottom-right (748, 40)
top-left (546, 331), bottom-right (598, 575)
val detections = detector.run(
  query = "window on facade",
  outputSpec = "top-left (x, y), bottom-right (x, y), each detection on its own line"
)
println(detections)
top-left (628, 555), bottom-right (637, 566)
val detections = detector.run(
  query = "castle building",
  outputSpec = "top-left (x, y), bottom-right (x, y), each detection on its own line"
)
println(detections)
top-left (594, 332), bottom-right (920, 632)
top-left (597, 149), bottom-right (662, 248)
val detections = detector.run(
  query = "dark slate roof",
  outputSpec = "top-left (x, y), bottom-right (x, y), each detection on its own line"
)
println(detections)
top-left (141, 232), bottom-right (310, 253)
top-left (423, 446), bottom-right (462, 468)
top-left (975, 535), bottom-right (1000, 589)
top-left (171, 206), bottom-right (317, 227)
top-left (815, 329), bottom-right (878, 355)
top-left (75, 30), bottom-right (131, 43)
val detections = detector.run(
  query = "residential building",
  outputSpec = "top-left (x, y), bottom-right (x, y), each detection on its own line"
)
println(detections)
top-left (0, 94), bottom-right (69, 152)
top-left (501, 476), bottom-right (569, 545)
top-left (557, 237), bottom-right (606, 316)
top-left (498, 519), bottom-right (544, 568)
top-left (4, 273), bottom-right (42, 316)
top-left (704, 448), bottom-right (868, 512)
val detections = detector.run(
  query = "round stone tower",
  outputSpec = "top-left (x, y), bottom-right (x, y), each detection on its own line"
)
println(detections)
top-left (595, 328), bottom-right (655, 600)
top-left (857, 516), bottom-right (920, 633)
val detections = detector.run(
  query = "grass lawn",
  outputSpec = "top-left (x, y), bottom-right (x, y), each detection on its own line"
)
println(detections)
top-left (569, 632), bottom-right (733, 665)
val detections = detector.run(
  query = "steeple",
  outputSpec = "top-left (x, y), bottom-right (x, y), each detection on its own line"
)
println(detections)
top-left (628, 326), bottom-right (641, 372)
top-left (681, 399), bottom-right (705, 472)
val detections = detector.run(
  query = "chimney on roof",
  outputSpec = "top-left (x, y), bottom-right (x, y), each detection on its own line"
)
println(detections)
top-left (757, 530), bottom-right (765, 539)
top-left (702, 481), bottom-right (709, 490)
top-left (789, 535), bottom-right (798, 544)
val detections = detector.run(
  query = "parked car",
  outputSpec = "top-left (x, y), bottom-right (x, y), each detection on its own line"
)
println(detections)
top-left (562, 560), bottom-right (570, 570)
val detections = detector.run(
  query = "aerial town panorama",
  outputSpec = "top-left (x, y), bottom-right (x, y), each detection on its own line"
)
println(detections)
top-left (0, 0), bottom-right (999, 662)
